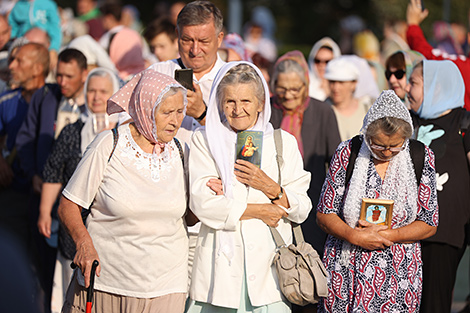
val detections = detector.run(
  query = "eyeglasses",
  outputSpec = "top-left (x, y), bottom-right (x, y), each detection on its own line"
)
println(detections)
top-left (385, 69), bottom-right (406, 80)
top-left (275, 85), bottom-right (305, 97)
top-left (370, 140), bottom-right (406, 152)
top-left (314, 58), bottom-right (331, 65)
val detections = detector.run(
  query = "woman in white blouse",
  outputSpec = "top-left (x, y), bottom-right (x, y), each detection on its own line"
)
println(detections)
top-left (58, 69), bottom-right (189, 313)
top-left (186, 62), bottom-right (312, 312)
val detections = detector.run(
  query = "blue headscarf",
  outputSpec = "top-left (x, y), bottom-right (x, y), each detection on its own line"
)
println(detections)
top-left (417, 60), bottom-right (464, 119)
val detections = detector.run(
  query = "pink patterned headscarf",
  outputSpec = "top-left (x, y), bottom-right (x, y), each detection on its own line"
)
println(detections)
top-left (272, 50), bottom-right (310, 157)
top-left (107, 68), bottom-right (187, 153)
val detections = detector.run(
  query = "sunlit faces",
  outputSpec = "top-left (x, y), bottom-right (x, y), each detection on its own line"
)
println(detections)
top-left (405, 67), bottom-right (424, 113)
top-left (177, 20), bottom-right (223, 76)
top-left (221, 83), bottom-right (263, 132)
top-left (86, 76), bottom-right (114, 114)
top-left (155, 91), bottom-right (185, 143)
top-left (8, 45), bottom-right (35, 86)
top-left (150, 32), bottom-right (179, 62)
top-left (369, 131), bottom-right (406, 161)
top-left (56, 60), bottom-right (87, 99)
top-left (314, 47), bottom-right (334, 78)
top-left (274, 72), bottom-right (307, 111)
top-left (329, 80), bottom-right (357, 105)
top-left (386, 66), bottom-right (407, 100)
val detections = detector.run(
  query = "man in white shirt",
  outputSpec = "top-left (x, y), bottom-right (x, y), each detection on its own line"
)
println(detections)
top-left (149, 0), bottom-right (225, 143)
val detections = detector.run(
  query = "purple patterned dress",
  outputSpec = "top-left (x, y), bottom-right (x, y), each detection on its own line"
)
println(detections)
top-left (317, 140), bottom-right (438, 313)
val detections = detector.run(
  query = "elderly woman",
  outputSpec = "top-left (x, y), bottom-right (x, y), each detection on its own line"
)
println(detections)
top-left (317, 90), bottom-right (438, 312)
top-left (38, 67), bottom-right (120, 312)
top-left (58, 68), bottom-right (189, 313)
top-left (406, 60), bottom-right (470, 313)
top-left (307, 37), bottom-right (341, 101)
top-left (270, 50), bottom-right (340, 258)
top-left (385, 50), bottom-right (424, 103)
top-left (187, 62), bottom-right (312, 312)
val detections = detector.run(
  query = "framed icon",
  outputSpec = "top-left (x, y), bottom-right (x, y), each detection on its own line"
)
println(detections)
top-left (359, 198), bottom-right (394, 228)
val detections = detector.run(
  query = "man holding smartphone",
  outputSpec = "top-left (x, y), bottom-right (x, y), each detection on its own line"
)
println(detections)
top-left (149, 0), bottom-right (225, 143)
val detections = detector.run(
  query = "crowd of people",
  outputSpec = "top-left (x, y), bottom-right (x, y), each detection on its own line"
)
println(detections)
top-left (0, 0), bottom-right (469, 313)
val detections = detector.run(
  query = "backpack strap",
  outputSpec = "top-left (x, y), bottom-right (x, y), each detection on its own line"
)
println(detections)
top-left (173, 137), bottom-right (184, 167)
top-left (409, 139), bottom-right (425, 185)
top-left (108, 127), bottom-right (119, 162)
top-left (345, 135), bottom-right (362, 186)
top-left (176, 58), bottom-right (186, 69)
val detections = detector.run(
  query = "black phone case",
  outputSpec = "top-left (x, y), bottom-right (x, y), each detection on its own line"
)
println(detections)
top-left (175, 69), bottom-right (194, 91)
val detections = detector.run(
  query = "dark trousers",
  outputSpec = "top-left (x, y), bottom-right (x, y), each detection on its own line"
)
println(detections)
top-left (420, 241), bottom-right (466, 313)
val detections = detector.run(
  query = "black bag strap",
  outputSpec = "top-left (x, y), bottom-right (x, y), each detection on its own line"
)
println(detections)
top-left (108, 127), bottom-right (119, 162)
top-left (345, 135), bottom-right (425, 186)
top-left (176, 58), bottom-right (185, 69)
top-left (460, 110), bottom-right (470, 136)
top-left (269, 129), bottom-right (305, 247)
top-left (173, 137), bottom-right (184, 167)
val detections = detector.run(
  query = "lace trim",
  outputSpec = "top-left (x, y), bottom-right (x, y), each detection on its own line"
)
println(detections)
top-left (118, 126), bottom-right (179, 182)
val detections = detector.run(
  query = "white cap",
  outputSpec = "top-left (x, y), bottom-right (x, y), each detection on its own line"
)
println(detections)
top-left (324, 57), bottom-right (360, 81)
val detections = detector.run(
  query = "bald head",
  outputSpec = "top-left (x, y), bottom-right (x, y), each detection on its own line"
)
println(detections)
top-left (24, 28), bottom-right (50, 50)
top-left (9, 43), bottom-right (49, 88)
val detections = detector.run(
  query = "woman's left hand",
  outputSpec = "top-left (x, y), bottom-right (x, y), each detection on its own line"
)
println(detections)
top-left (234, 159), bottom-right (277, 195)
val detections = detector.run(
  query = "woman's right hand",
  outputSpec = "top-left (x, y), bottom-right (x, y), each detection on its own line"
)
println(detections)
top-left (258, 203), bottom-right (288, 227)
top-left (352, 220), bottom-right (394, 250)
top-left (73, 240), bottom-right (101, 288)
top-left (37, 212), bottom-right (52, 238)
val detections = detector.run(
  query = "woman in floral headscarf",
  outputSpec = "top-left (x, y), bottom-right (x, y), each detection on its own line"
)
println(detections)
top-left (270, 50), bottom-right (340, 259)
top-left (407, 60), bottom-right (470, 313)
top-left (58, 68), bottom-right (189, 313)
top-left (317, 90), bottom-right (438, 312)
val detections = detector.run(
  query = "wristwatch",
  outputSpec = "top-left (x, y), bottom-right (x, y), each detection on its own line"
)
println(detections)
top-left (269, 187), bottom-right (284, 202)
top-left (196, 101), bottom-right (207, 122)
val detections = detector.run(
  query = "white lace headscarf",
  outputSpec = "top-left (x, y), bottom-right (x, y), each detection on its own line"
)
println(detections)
top-left (340, 90), bottom-right (418, 265)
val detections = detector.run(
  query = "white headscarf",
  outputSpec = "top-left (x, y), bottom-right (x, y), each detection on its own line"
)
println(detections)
top-left (206, 61), bottom-right (274, 199)
top-left (340, 90), bottom-right (418, 265)
top-left (67, 35), bottom-right (118, 74)
top-left (340, 54), bottom-right (380, 100)
top-left (206, 61), bottom-right (273, 262)
top-left (80, 68), bottom-right (120, 154)
top-left (307, 37), bottom-right (341, 101)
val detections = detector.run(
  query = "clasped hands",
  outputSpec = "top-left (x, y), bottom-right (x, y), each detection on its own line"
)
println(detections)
top-left (353, 220), bottom-right (394, 251)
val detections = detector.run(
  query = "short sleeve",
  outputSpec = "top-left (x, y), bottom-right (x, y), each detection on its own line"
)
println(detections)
top-left (62, 129), bottom-right (114, 209)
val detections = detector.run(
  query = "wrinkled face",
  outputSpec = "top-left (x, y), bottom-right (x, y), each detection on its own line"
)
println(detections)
top-left (405, 68), bottom-right (424, 113)
top-left (56, 60), bottom-right (87, 99)
top-left (155, 91), bottom-right (185, 143)
top-left (329, 80), bottom-right (357, 105)
top-left (386, 66), bottom-right (407, 100)
top-left (274, 72), bottom-right (307, 111)
top-left (177, 20), bottom-right (223, 75)
top-left (150, 32), bottom-right (179, 62)
top-left (314, 47), bottom-right (334, 78)
top-left (369, 131), bottom-right (406, 161)
top-left (86, 76), bottom-right (114, 114)
top-left (221, 83), bottom-right (263, 132)
top-left (9, 45), bottom-right (35, 86)
top-left (0, 18), bottom-right (11, 49)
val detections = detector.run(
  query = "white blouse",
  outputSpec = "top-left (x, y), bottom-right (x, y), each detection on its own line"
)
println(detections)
top-left (63, 124), bottom-right (188, 298)
top-left (189, 129), bottom-right (312, 308)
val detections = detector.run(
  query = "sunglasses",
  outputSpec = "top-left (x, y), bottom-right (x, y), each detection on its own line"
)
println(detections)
top-left (314, 58), bottom-right (331, 65)
top-left (385, 69), bottom-right (406, 80)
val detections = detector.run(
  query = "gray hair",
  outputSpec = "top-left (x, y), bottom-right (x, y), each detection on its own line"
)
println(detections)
top-left (365, 117), bottom-right (413, 140)
top-left (271, 59), bottom-right (307, 92)
top-left (176, 1), bottom-right (224, 34)
top-left (216, 64), bottom-right (265, 109)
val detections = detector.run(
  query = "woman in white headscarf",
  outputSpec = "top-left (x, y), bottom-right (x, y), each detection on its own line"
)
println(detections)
top-left (187, 61), bottom-right (312, 312)
top-left (58, 68), bottom-right (189, 313)
top-left (39, 67), bottom-right (120, 312)
top-left (317, 90), bottom-right (438, 312)
top-left (307, 37), bottom-right (341, 101)
top-left (406, 60), bottom-right (470, 313)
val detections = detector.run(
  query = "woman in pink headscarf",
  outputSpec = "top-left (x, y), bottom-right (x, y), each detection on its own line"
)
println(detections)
top-left (58, 68), bottom-right (189, 313)
top-left (109, 27), bottom-right (146, 82)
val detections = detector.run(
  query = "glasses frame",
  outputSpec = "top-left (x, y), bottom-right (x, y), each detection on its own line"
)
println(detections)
top-left (385, 69), bottom-right (406, 80)
top-left (314, 58), bottom-right (331, 65)
top-left (274, 84), bottom-right (305, 97)
top-left (369, 139), bottom-right (406, 152)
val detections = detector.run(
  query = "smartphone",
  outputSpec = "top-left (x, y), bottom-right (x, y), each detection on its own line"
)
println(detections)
top-left (174, 68), bottom-right (194, 91)
top-left (420, 0), bottom-right (425, 11)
